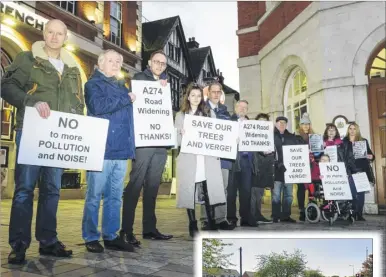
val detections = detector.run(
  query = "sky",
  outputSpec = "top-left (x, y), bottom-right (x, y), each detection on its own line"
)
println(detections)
top-left (142, 1), bottom-right (240, 91)
top-left (218, 238), bottom-right (373, 276)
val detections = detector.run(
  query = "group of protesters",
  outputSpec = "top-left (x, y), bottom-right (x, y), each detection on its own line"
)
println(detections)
top-left (1, 19), bottom-right (376, 265)
top-left (176, 84), bottom-right (375, 238)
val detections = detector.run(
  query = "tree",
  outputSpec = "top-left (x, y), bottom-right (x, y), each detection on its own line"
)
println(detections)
top-left (255, 249), bottom-right (307, 277)
top-left (202, 238), bottom-right (235, 275)
top-left (303, 269), bottom-right (325, 277)
top-left (362, 254), bottom-right (373, 277)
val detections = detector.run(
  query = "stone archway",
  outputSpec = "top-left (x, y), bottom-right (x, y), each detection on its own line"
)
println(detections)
top-left (352, 23), bottom-right (386, 85)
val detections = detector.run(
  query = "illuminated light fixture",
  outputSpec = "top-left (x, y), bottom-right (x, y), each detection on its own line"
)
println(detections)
top-left (65, 45), bottom-right (75, 52)
top-left (118, 72), bottom-right (124, 79)
top-left (3, 18), bottom-right (16, 26)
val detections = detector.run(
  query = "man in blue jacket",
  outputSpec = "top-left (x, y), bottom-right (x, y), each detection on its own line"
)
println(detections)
top-left (200, 81), bottom-right (235, 230)
top-left (120, 50), bottom-right (172, 247)
top-left (82, 49), bottom-right (136, 253)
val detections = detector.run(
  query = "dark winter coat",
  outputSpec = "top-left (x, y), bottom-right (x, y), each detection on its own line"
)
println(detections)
top-left (1, 41), bottom-right (84, 130)
top-left (206, 100), bottom-right (232, 169)
top-left (252, 152), bottom-right (275, 188)
top-left (342, 137), bottom-right (374, 182)
top-left (274, 127), bottom-right (301, 182)
top-left (131, 67), bottom-right (168, 83)
top-left (85, 70), bottom-right (135, 160)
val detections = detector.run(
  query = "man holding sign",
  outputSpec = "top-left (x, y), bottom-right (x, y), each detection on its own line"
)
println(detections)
top-left (81, 50), bottom-right (135, 253)
top-left (272, 116), bottom-right (299, 223)
top-left (200, 81), bottom-right (235, 230)
top-left (121, 50), bottom-right (173, 246)
top-left (1, 20), bottom-right (82, 264)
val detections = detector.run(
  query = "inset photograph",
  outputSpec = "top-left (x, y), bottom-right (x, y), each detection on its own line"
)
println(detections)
top-left (197, 232), bottom-right (382, 277)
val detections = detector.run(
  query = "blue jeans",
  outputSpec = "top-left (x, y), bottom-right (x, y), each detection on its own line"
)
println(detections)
top-left (82, 160), bottom-right (127, 242)
top-left (271, 181), bottom-right (293, 219)
top-left (9, 131), bottom-right (63, 249)
top-left (348, 175), bottom-right (365, 216)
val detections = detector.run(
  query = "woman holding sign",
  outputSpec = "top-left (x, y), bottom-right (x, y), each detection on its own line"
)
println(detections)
top-left (175, 83), bottom-right (225, 236)
top-left (343, 123), bottom-right (375, 221)
top-left (295, 113), bottom-right (321, 221)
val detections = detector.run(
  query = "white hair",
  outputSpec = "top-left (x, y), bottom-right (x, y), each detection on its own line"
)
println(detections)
top-left (97, 49), bottom-right (123, 68)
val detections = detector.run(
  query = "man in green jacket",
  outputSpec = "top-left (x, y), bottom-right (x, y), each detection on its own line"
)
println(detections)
top-left (1, 19), bottom-right (84, 264)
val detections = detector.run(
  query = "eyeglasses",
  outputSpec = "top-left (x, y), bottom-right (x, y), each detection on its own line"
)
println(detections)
top-left (152, 60), bottom-right (166, 68)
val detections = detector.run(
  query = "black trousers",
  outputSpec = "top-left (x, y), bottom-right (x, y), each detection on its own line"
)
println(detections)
top-left (297, 183), bottom-right (306, 211)
top-left (121, 148), bottom-right (167, 235)
top-left (227, 157), bottom-right (253, 223)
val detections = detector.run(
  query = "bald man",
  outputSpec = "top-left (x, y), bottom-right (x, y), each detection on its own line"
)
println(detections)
top-left (1, 19), bottom-right (84, 264)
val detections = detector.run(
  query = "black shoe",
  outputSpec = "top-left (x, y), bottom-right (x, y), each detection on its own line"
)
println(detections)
top-left (217, 221), bottom-right (236, 230)
top-left (189, 220), bottom-right (199, 238)
top-left (299, 212), bottom-right (306, 222)
top-left (120, 231), bottom-right (141, 247)
top-left (257, 217), bottom-right (273, 224)
top-left (273, 218), bottom-right (280, 223)
top-left (240, 221), bottom-right (258, 227)
top-left (143, 229), bottom-right (173, 240)
top-left (201, 221), bottom-right (218, 231)
top-left (8, 244), bottom-right (27, 264)
top-left (281, 217), bottom-right (297, 223)
top-left (357, 215), bottom-right (366, 221)
top-left (85, 241), bottom-right (104, 253)
top-left (104, 236), bottom-right (134, 252)
top-left (39, 241), bottom-right (73, 257)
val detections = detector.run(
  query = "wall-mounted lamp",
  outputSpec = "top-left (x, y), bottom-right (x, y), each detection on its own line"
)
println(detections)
top-left (65, 45), bottom-right (75, 52)
top-left (3, 18), bottom-right (16, 26)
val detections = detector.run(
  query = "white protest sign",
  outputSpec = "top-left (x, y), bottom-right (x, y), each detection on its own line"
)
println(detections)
top-left (132, 80), bottom-right (175, 147)
top-left (324, 145), bottom-right (338, 163)
top-left (320, 162), bottom-right (352, 200)
top-left (309, 134), bottom-right (324, 152)
top-left (283, 145), bottom-right (311, 184)
top-left (353, 141), bottom-right (367, 159)
top-left (18, 107), bottom-right (109, 171)
top-left (352, 172), bottom-right (371, 192)
top-left (238, 120), bottom-right (274, 152)
top-left (180, 114), bottom-right (238, 160)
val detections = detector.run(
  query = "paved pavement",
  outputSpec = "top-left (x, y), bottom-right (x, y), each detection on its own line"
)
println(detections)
top-left (1, 199), bottom-right (385, 276)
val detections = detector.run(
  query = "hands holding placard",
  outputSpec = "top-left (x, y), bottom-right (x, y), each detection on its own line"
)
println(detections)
top-left (367, 154), bottom-right (373, 160)
top-left (128, 92), bottom-right (136, 103)
top-left (160, 79), bottom-right (168, 87)
top-left (34, 102), bottom-right (51, 119)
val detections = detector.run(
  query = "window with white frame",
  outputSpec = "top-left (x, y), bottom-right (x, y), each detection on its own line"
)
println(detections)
top-left (58, 1), bottom-right (76, 14)
top-left (110, 1), bottom-right (122, 46)
top-left (283, 68), bottom-right (308, 133)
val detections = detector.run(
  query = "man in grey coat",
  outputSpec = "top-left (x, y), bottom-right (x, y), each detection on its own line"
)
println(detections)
top-left (120, 50), bottom-right (173, 247)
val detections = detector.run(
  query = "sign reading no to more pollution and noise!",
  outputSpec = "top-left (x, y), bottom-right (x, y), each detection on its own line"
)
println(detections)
top-left (18, 107), bottom-right (109, 171)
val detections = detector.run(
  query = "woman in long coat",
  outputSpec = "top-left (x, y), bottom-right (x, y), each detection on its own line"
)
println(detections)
top-left (175, 83), bottom-right (226, 237)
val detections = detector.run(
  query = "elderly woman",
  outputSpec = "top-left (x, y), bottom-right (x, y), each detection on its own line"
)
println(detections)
top-left (81, 49), bottom-right (136, 253)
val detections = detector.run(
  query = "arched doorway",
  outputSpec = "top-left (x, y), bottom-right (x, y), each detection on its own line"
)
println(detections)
top-left (366, 41), bottom-right (386, 209)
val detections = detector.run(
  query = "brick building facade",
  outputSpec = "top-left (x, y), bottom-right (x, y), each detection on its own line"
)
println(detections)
top-left (237, 1), bottom-right (386, 213)
top-left (0, 1), bottom-right (142, 198)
